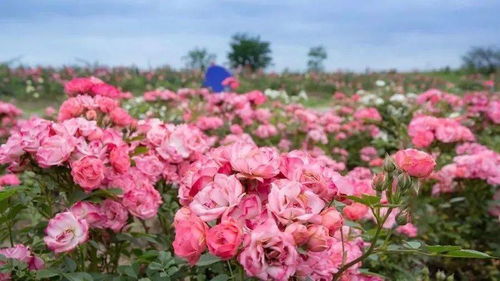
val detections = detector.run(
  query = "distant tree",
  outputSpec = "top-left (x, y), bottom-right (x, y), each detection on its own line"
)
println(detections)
top-left (462, 46), bottom-right (500, 74)
top-left (307, 46), bottom-right (327, 72)
top-left (182, 47), bottom-right (216, 71)
top-left (227, 33), bottom-right (272, 72)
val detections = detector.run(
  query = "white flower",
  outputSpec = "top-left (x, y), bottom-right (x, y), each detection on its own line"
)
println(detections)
top-left (375, 131), bottom-right (389, 141)
top-left (360, 94), bottom-right (384, 105)
top-left (264, 89), bottom-right (280, 99)
top-left (390, 94), bottom-right (407, 103)
top-left (375, 80), bottom-right (386, 87)
top-left (406, 93), bottom-right (418, 99)
top-left (298, 90), bottom-right (308, 100)
top-left (448, 112), bottom-right (460, 118)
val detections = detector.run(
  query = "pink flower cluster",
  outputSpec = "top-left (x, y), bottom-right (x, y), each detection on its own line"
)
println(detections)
top-left (0, 78), bottom-right (219, 255)
top-left (432, 143), bottom-right (500, 194)
top-left (408, 115), bottom-right (475, 148)
top-left (0, 244), bottom-right (44, 280)
top-left (0, 101), bottom-right (22, 139)
top-left (416, 89), bottom-right (463, 112)
top-left (173, 141), bottom-right (377, 281)
top-left (64, 77), bottom-right (132, 99)
top-left (0, 173), bottom-right (20, 191)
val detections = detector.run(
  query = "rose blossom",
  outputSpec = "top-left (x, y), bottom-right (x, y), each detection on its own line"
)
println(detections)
top-left (190, 174), bottom-right (244, 221)
top-left (110, 108), bottom-right (134, 127)
top-left (343, 203), bottom-right (369, 221)
top-left (36, 135), bottom-right (75, 167)
top-left (70, 201), bottom-right (103, 227)
top-left (44, 211), bottom-right (89, 253)
top-left (100, 199), bottom-right (129, 232)
top-left (267, 179), bottom-right (325, 225)
top-left (229, 142), bottom-right (280, 180)
top-left (109, 145), bottom-right (130, 173)
top-left (321, 207), bottom-right (343, 234)
top-left (71, 156), bottom-right (105, 192)
top-left (306, 225), bottom-right (330, 252)
top-left (284, 223), bottom-right (309, 245)
top-left (173, 208), bottom-right (208, 265)
top-left (206, 219), bottom-right (243, 259)
top-left (396, 223), bottom-right (418, 237)
top-left (238, 219), bottom-right (298, 281)
top-left (0, 174), bottom-right (20, 186)
top-left (64, 77), bottom-right (95, 96)
top-left (0, 244), bottom-right (44, 280)
top-left (122, 182), bottom-right (162, 219)
top-left (393, 149), bottom-right (436, 178)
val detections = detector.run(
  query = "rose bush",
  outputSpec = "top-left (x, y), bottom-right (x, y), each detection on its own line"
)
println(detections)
top-left (0, 76), bottom-right (497, 280)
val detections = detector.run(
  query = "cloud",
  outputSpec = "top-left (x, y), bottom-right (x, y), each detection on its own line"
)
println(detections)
top-left (0, 0), bottom-right (499, 71)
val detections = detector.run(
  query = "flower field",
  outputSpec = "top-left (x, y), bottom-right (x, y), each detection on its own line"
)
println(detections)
top-left (0, 69), bottom-right (499, 281)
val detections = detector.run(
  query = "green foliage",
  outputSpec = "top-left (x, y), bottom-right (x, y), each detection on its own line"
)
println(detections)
top-left (183, 47), bottom-right (216, 71)
top-left (307, 46), bottom-right (327, 73)
top-left (227, 33), bottom-right (272, 71)
top-left (461, 46), bottom-right (500, 74)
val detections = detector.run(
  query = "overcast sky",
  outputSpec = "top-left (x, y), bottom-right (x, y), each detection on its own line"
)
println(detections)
top-left (1, 0), bottom-right (499, 72)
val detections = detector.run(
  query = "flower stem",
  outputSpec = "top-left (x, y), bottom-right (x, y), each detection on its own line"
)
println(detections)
top-left (332, 207), bottom-right (393, 281)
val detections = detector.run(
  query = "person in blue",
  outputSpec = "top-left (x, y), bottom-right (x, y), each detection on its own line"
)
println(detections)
top-left (203, 64), bottom-right (233, 93)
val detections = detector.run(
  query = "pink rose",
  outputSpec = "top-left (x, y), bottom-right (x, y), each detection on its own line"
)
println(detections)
top-left (247, 90), bottom-right (267, 105)
top-left (122, 182), bottom-right (162, 219)
top-left (109, 145), bottom-right (130, 173)
top-left (179, 157), bottom-right (221, 205)
top-left (206, 220), bottom-right (243, 260)
top-left (0, 244), bottom-right (44, 278)
top-left (100, 199), bottom-right (128, 232)
top-left (396, 223), bottom-right (418, 237)
top-left (306, 225), bottom-right (330, 252)
top-left (70, 201), bottom-right (103, 228)
top-left (321, 207), bottom-right (343, 234)
top-left (134, 154), bottom-right (164, 179)
top-left (229, 142), bottom-right (280, 180)
top-left (110, 108), bottom-right (134, 127)
top-left (393, 149), bottom-right (436, 178)
top-left (71, 156), bottom-right (105, 192)
top-left (58, 98), bottom-right (85, 121)
top-left (238, 219), bottom-right (298, 281)
top-left (343, 203), bottom-right (369, 221)
top-left (267, 179), bottom-right (325, 225)
top-left (223, 194), bottom-right (267, 232)
top-left (64, 77), bottom-right (95, 96)
top-left (189, 174), bottom-right (244, 221)
top-left (44, 211), bottom-right (89, 253)
top-left (0, 174), bottom-right (20, 186)
top-left (36, 135), bottom-right (75, 167)
top-left (173, 209), bottom-right (208, 265)
top-left (91, 83), bottom-right (121, 98)
top-left (285, 223), bottom-right (309, 246)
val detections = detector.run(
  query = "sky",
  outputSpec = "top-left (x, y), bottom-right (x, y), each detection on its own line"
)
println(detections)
top-left (1, 0), bottom-right (499, 72)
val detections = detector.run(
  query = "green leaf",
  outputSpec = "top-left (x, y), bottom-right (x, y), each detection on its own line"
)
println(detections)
top-left (346, 194), bottom-right (381, 206)
top-left (62, 256), bottom-right (77, 272)
top-left (445, 249), bottom-right (492, 259)
top-left (404, 241), bottom-right (422, 249)
top-left (210, 274), bottom-right (230, 281)
top-left (118, 265), bottom-right (138, 278)
top-left (36, 269), bottom-right (61, 278)
top-left (196, 253), bottom-right (221, 266)
top-left (63, 272), bottom-right (94, 281)
top-left (0, 187), bottom-right (23, 202)
top-left (425, 245), bottom-right (461, 253)
top-left (132, 146), bottom-right (149, 156)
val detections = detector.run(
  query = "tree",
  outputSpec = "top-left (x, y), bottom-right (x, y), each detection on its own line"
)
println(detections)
top-left (462, 46), bottom-right (500, 74)
top-left (307, 46), bottom-right (327, 72)
top-left (227, 33), bottom-right (272, 72)
top-left (182, 47), bottom-right (216, 71)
